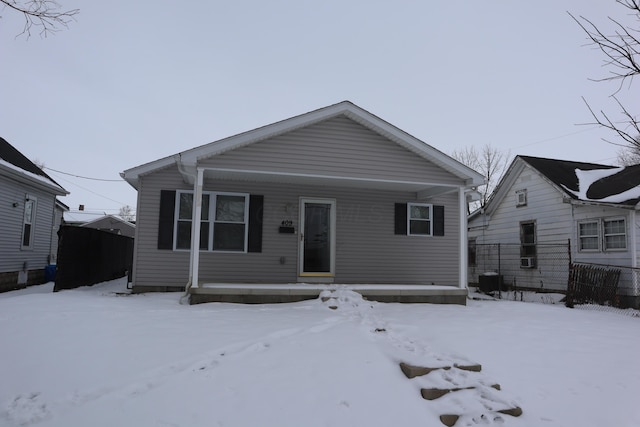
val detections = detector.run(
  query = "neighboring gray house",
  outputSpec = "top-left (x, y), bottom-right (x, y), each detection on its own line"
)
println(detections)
top-left (0, 137), bottom-right (69, 291)
top-left (81, 214), bottom-right (136, 238)
top-left (121, 101), bottom-right (484, 304)
top-left (468, 155), bottom-right (640, 306)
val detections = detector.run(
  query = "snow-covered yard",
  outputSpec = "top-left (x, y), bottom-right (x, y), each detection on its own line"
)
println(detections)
top-left (1, 278), bottom-right (639, 427)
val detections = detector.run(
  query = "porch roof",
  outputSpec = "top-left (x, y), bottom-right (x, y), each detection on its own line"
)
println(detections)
top-left (196, 166), bottom-right (468, 199)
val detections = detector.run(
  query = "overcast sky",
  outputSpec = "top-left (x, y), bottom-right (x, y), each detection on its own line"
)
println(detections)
top-left (1, 0), bottom-right (636, 218)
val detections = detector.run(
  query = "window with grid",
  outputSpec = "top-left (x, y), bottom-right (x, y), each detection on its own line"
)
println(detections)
top-left (174, 191), bottom-right (248, 251)
top-left (578, 221), bottom-right (599, 251)
top-left (520, 221), bottom-right (536, 257)
top-left (603, 218), bottom-right (626, 250)
top-left (407, 203), bottom-right (432, 236)
top-left (22, 198), bottom-right (36, 249)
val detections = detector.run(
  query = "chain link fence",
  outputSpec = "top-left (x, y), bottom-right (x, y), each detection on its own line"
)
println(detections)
top-left (469, 242), bottom-right (571, 293)
top-left (468, 242), bottom-right (640, 310)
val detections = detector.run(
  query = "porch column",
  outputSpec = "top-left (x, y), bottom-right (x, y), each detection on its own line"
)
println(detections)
top-left (631, 210), bottom-right (637, 268)
top-left (189, 167), bottom-right (204, 289)
top-left (459, 186), bottom-right (468, 289)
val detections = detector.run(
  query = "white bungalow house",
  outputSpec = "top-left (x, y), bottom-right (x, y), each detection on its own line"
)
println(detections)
top-left (468, 155), bottom-right (640, 307)
top-left (121, 101), bottom-right (484, 304)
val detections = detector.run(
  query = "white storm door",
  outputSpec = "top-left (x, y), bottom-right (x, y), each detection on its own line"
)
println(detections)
top-left (299, 198), bottom-right (336, 276)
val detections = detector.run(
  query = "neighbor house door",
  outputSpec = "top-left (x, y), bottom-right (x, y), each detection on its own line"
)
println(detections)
top-left (299, 198), bottom-right (336, 277)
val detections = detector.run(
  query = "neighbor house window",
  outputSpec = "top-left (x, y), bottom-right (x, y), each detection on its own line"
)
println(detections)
top-left (174, 191), bottom-right (248, 252)
top-left (520, 221), bottom-right (536, 257)
top-left (578, 221), bottom-right (599, 251)
top-left (603, 218), bottom-right (626, 250)
top-left (515, 189), bottom-right (527, 207)
top-left (407, 203), bottom-right (432, 236)
top-left (22, 197), bottom-right (36, 249)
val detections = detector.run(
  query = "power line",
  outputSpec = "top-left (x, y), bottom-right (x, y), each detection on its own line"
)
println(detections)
top-left (43, 166), bottom-right (124, 182)
top-left (513, 126), bottom-right (600, 149)
top-left (47, 171), bottom-right (131, 206)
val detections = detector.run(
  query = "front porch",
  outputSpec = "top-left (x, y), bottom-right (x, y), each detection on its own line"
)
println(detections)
top-left (188, 283), bottom-right (468, 305)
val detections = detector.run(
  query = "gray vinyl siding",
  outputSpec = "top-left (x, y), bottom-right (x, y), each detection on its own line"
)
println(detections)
top-left (200, 116), bottom-right (462, 186)
top-left (0, 174), bottom-right (56, 273)
top-left (132, 165), bottom-right (461, 289)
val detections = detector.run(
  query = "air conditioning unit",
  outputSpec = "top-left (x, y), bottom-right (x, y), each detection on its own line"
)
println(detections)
top-left (520, 257), bottom-right (536, 268)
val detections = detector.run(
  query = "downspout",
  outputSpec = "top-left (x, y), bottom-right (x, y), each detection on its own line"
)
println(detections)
top-left (459, 186), bottom-right (468, 289)
top-left (175, 155), bottom-right (203, 302)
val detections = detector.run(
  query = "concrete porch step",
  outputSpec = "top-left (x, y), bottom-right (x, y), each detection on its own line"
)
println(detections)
top-left (398, 361), bottom-right (523, 426)
top-left (399, 361), bottom-right (482, 379)
top-left (421, 383), bottom-right (501, 400)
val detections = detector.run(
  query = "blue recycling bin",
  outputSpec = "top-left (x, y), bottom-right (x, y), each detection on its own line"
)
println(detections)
top-left (45, 264), bottom-right (57, 282)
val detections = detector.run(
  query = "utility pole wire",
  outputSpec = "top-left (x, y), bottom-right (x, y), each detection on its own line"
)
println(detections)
top-left (44, 167), bottom-right (125, 182)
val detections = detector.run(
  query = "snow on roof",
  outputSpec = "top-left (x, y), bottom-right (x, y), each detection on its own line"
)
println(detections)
top-left (0, 158), bottom-right (68, 195)
top-left (0, 137), bottom-right (67, 194)
top-left (562, 166), bottom-right (640, 205)
top-left (518, 156), bottom-right (640, 207)
top-left (63, 211), bottom-right (110, 224)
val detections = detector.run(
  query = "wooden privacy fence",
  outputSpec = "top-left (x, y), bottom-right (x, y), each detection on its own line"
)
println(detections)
top-left (54, 225), bottom-right (134, 291)
top-left (566, 263), bottom-right (621, 307)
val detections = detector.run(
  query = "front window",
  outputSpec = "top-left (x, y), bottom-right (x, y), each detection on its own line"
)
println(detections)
top-left (174, 191), bottom-right (248, 252)
top-left (213, 195), bottom-right (247, 251)
top-left (22, 198), bottom-right (36, 249)
top-left (603, 218), bottom-right (626, 250)
top-left (408, 203), bottom-right (432, 236)
top-left (578, 221), bottom-right (599, 251)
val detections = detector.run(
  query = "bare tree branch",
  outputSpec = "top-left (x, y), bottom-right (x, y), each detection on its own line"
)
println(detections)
top-left (0, 0), bottom-right (79, 38)
top-left (571, 0), bottom-right (640, 160)
top-left (581, 96), bottom-right (640, 148)
top-left (452, 144), bottom-right (509, 212)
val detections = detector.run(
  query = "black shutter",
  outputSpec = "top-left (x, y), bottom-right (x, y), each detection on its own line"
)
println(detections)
top-left (394, 203), bottom-right (407, 235)
top-left (248, 195), bottom-right (264, 253)
top-left (433, 205), bottom-right (445, 236)
top-left (158, 190), bottom-right (175, 249)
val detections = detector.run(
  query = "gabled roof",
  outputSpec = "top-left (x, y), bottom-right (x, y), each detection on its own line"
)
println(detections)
top-left (482, 155), bottom-right (640, 215)
top-left (121, 101), bottom-right (484, 189)
top-left (0, 136), bottom-right (68, 195)
top-left (519, 156), bottom-right (640, 206)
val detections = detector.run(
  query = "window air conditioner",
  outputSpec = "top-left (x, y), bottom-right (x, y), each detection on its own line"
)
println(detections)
top-left (520, 257), bottom-right (536, 268)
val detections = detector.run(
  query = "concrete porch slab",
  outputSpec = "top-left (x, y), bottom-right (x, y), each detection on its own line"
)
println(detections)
top-left (188, 283), bottom-right (468, 305)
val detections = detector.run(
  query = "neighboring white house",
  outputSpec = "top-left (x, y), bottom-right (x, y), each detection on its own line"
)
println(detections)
top-left (468, 155), bottom-right (640, 307)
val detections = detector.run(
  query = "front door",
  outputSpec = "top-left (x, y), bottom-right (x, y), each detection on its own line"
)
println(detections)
top-left (299, 198), bottom-right (336, 277)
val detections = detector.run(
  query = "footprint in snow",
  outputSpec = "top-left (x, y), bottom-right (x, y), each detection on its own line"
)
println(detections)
top-left (2, 392), bottom-right (50, 426)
